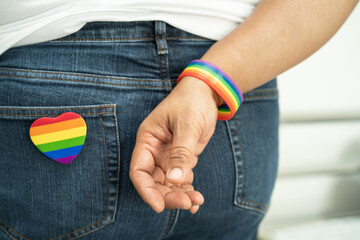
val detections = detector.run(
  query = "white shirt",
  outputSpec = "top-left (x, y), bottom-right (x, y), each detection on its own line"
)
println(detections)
top-left (0, 0), bottom-right (261, 55)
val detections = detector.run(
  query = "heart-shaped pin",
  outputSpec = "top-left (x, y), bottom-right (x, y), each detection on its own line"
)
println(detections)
top-left (29, 112), bottom-right (87, 164)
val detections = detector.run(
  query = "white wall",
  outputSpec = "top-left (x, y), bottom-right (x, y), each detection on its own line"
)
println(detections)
top-left (259, 1), bottom-right (360, 232)
top-left (278, 3), bottom-right (360, 120)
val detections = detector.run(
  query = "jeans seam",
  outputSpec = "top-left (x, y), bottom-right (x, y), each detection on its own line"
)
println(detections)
top-left (0, 74), bottom-right (173, 89)
top-left (163, 22), bottom-right (170, 88)
top-left (233, 203), bottom-right (266, 215)
top-left (233, 114), bottom-right (245, 199)
top-left (233, 115), bottom-right (268, 211)
top-left (160, 22), bottom-right (165, 50)
top-left (159, 209), bottom-right (180, 239)
top-left (51, 37), bottom-right (155, 42)
top-left (0, 112), bottom-right (114, 117)
top-left (0, 108), bottom-right (116, 240)
top-left (50, 37), bottom-right (209, 41)
top-left (0, 105), bottom-right (113, 110)
top-left (163, 53), bottom-right (169, 99)
top-left (51, 111), bottom-right (110, 239)
top-left (244, 95), bottom-right (278, 100)
top-left (0, 226), bottom-right (16, 240)
top-left (155, 21), bottom-right (170, 99)
top-left (239, 198), bottom-right (268, 209)
top-left (225, 116), bottom-right (268, 214)
top-left (166, 36), bottom-right (210, 40)
top-left (247, 89), bottom-right (278, 93)
top-left (156, 21), bottom-right (161, 52)
top-left (100, 114), bottom-right (110, 218)
top-left (67, 111), bottom-right (120, 240)
top-left (112, 113), bottom-right (121, 223)
top-left (224, 120), bottom-right (240, 207)
top-left (0, 220), bottom-right (28, 240)
top-left (0, 68), bottom-right (171, 83)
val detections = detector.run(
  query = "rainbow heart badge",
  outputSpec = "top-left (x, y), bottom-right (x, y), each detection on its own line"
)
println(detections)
top-left (29, 112), bottom-right (87, 164)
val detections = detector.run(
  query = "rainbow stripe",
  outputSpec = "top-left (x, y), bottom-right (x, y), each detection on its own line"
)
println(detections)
top-left (29, 112), bottom-right (87, 164)
top-left (177, 59), bottom-right (243, 121)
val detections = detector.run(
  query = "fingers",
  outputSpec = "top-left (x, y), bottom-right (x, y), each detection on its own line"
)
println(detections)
top-left (164, 191), bottom-right (192, 209)
top-left (152, 166), bottom-right (165, 184)
top-left (166, 117), bottom-right (202, 185)
top-left (130, 140), bottom-right (165, 213)
top-left (162, 184), bottom-right (204, 214)
top-left (189, 205), bottom-right (200, 214)
top-left (186, 191), bottom-right (204, 206)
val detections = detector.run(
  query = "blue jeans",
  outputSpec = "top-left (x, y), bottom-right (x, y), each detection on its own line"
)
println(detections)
top-left (0, 21), bottom-right (279, 240)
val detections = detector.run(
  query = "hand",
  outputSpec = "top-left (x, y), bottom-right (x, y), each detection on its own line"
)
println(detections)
top-left (129, 76), bottom-right (221, 214)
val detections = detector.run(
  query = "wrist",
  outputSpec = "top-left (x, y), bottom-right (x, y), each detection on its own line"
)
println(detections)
top-left (176, 76), bottom-right (222, 108)
top-left (177, 59), bottom-right (243, 121)
top-left (210, 86), bottom-right (224, 108)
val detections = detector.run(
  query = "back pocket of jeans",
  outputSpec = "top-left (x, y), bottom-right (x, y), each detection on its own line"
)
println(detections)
top-left (225, 79), bottom-right (279, 215)
top-left (0, 104), bottom-right (120, 240)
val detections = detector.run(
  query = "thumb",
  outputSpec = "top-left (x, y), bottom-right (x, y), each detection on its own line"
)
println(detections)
top-left (166, 118), bottom-right (202, 184)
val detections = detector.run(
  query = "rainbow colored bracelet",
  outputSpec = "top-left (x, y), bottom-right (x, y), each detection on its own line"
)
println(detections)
top-left (177, 59), bottom-right (243, 121)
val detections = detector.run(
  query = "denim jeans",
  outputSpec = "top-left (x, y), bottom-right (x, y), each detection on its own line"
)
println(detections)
top-left (0, 21), bottom-right (279, 240)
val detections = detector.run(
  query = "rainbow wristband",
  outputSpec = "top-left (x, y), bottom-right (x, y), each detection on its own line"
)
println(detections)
top-left (177, 59), bottom-right (243, 121)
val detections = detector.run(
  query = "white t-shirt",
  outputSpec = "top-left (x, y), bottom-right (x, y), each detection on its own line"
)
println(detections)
top-left (0, 0), bottom-right (261, 55)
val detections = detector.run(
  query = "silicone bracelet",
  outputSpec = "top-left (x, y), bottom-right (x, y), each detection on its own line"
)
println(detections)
top-left (177, 59), bottom-right (243, 121)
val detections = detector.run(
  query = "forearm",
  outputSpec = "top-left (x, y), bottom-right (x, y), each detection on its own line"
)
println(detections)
top-left (200, 0), bottom-right (359, 106)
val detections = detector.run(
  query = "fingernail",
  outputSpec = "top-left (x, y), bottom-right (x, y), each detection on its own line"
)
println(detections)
top-left (167, 168), bottom-right (183, 179)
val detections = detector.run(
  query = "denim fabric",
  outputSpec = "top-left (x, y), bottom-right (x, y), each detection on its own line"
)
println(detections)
top-left (0, 21), bottom-right (279, 240)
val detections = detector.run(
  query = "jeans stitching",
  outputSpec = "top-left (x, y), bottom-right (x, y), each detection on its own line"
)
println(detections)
top-left (244, 95), bottom-right (278, 100)
top-left (166, 209), bottom-right (180, 237)
top-left (67, 111), bottom-right (120, 240)
top-left (233, 203), bottom-right (265, 215)
top-left (239, 198), bottom-right (268, 209)
top-left (0, 226), bottom-right (16, 240)
top-left (166, 36), bottom-right (210, 40)
top-left (50, 37), bottom-right (209, 41)
top-left (247, 89), bottom-right (278, 93)
top-left (0, 112), bottom-right (114, 117)
top-left (163, 22), bottom-right (171, 92)
top-left (112, 113), bottom-right (121, 222)
top-left (160, 22), bottom-right (165, 50)
top-left (0, 74), bottom-right (173, 89)
top-left (159, 209), bottom-right (179, 239)
top-left (155, 21), bottom-right (167, 99)
top-left (0, 108), bottom-right (115, 240)
top-left (51, 110), bottom-right (110, 239)
top-left (224, 120), bottom-right (240, 207)
top-left (233, 114), bottom-right (245, 199)
top-left (100, 114), bottom-right (110, 217)
top-left (52, 37), bottom-right (154, 41)
top-left (156, 22), bottom-right (160, 52)
top-left (162, 22), bottom-right (166, 51)
top-left (0, 106), bottom-right (113, 110)
top-left (0, 68), bottom-right (170, 83)
top-left (0, 220), bottom-right (29, 240)
top-left (66, 222), bottom-right (112, 240)
top-left (227, 114), bottom-right (268, 213)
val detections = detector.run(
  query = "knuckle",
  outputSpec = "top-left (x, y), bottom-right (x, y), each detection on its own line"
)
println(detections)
top-left (137, 122), bottom-right (147, 135)
top-left (169, 146), bottom-right (193, 164)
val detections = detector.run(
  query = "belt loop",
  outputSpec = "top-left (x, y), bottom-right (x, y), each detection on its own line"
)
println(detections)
top-left (155, 21), bottom-right (168, 55)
